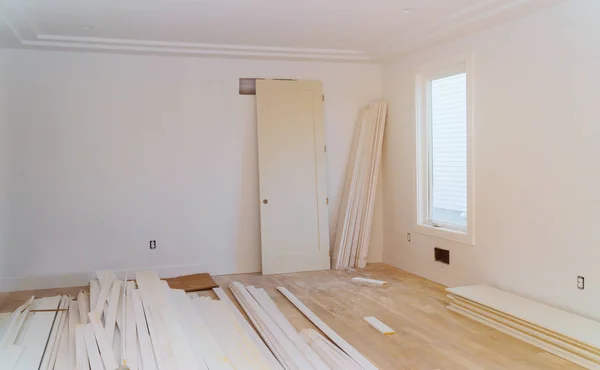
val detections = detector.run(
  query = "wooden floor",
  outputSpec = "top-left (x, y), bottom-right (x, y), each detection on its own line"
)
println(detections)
top-left (0, 263), bottom-right (580, 370)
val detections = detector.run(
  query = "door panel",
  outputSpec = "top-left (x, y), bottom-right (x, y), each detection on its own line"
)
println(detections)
top-left (256, 80), bottom-right (330, 275)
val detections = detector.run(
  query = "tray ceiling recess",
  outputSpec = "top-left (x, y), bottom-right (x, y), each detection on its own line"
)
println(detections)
top-left (1, 0), bottom-right (566, 61)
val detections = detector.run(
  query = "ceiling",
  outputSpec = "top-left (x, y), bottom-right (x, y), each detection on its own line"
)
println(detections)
top-left (0, 0), bottom-right (566, 62)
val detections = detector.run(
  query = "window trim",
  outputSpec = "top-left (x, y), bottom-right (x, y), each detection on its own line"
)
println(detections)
top-left (415, 54), bottom-right (475, 246)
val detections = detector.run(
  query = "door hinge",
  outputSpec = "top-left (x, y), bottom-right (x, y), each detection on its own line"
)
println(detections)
top-left (322, 94), bottom-right (325, 102)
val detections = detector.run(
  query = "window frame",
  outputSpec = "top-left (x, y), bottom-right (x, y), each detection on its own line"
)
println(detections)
top-left (415, 54), bottom-right (475, 245)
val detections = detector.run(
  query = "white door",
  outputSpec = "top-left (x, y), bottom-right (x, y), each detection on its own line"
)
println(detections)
top-left (256, 79), bottom-right (330, 275)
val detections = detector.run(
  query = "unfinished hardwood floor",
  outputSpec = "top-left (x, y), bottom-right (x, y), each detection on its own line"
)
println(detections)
top-left (0, 263), bottom-right (581, 369)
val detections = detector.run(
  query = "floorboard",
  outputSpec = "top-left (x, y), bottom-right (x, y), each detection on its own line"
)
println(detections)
top-left (0, 263), bottom-right (582, 369)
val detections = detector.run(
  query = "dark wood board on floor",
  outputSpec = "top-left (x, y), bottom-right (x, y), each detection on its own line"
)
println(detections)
top-left (163, 273), bottom-right (219, 292)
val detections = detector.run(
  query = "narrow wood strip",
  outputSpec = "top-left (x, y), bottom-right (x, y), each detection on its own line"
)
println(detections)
top-left (171, 289), bottom-right (234, 370)
top-left (104, 280), bottom-right (122, 344)
top-left (448, 305), bottom-right (600, 370)
top-left (77, 291), bottom-right (89, 325)
top-left (88, 311), bottom-right (119, 370)
top-left (363, 316), bottom-right (395, 336)
top-left (131, 289), bottom-right (158, 370)
top-left (231, 282), bottom-right (306, 369)
top-left (351, 277), bottom-right (387, 286)
top-left (82, 324), bottom-right (103, 370)
top-left (449, 301), bottom-right (600, 364)
top-left (300, 329), bottom-right (362, 370)
top-left (449, 294), bottom-right (600, 355)
top-left (13, 296), bottom-right (62, 370)
top-left (193, 297), bottom-right (271, 370)
top-left (248, 286), bottom-right (328, 370)
top-left (447, 285), bottom-right (600, 349)
top-left (213, 287), bottom-right (283, 370)
top-left (277, 287), bottom-right (378, 370)
top-left (125, 282), bottom-right (139, 370)
top-left (75, 325), bottom-right (90, 370)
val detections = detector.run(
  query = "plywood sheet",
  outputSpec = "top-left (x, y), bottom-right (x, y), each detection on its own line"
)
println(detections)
top-left (164, 273), bottom-right (218, 292)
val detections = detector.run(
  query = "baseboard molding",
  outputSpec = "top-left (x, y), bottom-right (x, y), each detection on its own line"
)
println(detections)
top-left (0, 262), bottom-right (260, 292)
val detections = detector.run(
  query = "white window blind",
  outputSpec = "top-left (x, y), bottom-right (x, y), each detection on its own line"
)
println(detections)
top-left (430, 73), bottom-right (467, 228)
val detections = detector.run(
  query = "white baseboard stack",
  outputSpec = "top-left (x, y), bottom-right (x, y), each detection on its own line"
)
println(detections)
top-left (0, 271), bottom-right (377, 370)
top-left (447, 285), bottom-right (600, 370)
top-left (332, 102), bottom-right (388, 269)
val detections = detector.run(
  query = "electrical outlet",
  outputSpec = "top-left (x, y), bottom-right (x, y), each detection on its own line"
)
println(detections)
top-left (149, 240), bottom-right (157, 250)
top-left (577, 276), bottom-right (585, 290)
top-left (407, 233), bottom-right (412, 242)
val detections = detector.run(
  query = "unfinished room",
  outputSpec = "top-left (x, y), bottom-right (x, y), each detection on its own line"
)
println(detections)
top-left (0, 0), bottom-right (598, 369)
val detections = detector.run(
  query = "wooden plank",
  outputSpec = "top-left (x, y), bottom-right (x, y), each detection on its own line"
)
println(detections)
top-left (356, 102), bottom-right (387, 268)
top-left (448, 304), bottom-right (600, 370)
top-left (136, 271), bottom-right (199, 370)
top-left (104, 280), bottom-right (122, 344)
top-left (124, 282), bottom-right (139, 370)
top-left (90, 280), bottom-right (100, 312)
top-left (13, 296), bottom-right (62, 370)
top-left (0, 345), bottom-right (23, 370)
top-left (449, 300), bottom-right (600, 364)
top-left (53, 315), bottom-right (70, 370)
top-left (89, 311), bottom-right (119, 370)
top-left (0, 296), bottom-right (34, 349)
top-left (231, 282), bottom-right (308, 370)
top-left (213, 287), bottom-right (283, 370)
top-left (449, 294), bottom-right (600, 356)
top-left (77, 291), bottom-right (89, 325)
top-left (75, 325), bottom-right (90, 370)
top-left (447, 285), bottom-right (600, 350)
top-left (300, 329), bottom-right (362, 370)
top-left (248, 286), bottom-right (328, 370)
top-left (68, 301), bottom-right (80, 368)
top-left (94, 278), bottom-right (113, 316)
top-left (351, 277), bottom-right (387, 287)
top-left (164, 273), bottom-right (218, 292)
top-left (170, 289), bottom-right (234, 370)
top-left (331, 107), bottom-right (369, 269)
top-left (363, 317), bottom-right (395, 336)
top-left (40, 296), bottom-right (70, 369)
top-left (193, 297), bottom-right (272, 370)
top-left (229, 285), bottom-right (293, 368)
top-left (277, 287), bottom-right (378, 370)
top-left (131, 289), bottom-right (158, 370)
top-left (82, 323), bottom-right (104, 370)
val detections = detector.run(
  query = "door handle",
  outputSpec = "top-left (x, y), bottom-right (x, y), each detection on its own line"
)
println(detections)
top-left (263, 199), bottom-right (269, 204)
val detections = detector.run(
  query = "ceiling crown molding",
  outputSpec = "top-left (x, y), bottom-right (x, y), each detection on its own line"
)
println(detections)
top-left (1, 3), bottom-right (372, 62)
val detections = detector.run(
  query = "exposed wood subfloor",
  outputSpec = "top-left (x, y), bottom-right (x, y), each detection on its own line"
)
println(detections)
top-left (0, 263), bottom-right (580, 369)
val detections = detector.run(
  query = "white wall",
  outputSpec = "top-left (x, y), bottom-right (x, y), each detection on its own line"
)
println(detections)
top-left (381, 0), bottom-right (600, 320)
top-left (0, 49), bottom-right (382, 290)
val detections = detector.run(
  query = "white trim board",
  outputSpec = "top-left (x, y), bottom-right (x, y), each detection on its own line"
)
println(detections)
top-left (447, 285), bottom-right (600, 349)
top-left (0, 262), bottom-right (253, 292)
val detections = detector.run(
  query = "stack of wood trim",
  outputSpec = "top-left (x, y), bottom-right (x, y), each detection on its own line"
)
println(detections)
top-left (227, 282), bottom-right (375, 370)
top-left (447, 285), bottom-right (600, 370)
top-left (1, 272), bottom-right (380, 370)
top-left (332, 102), bottom-right (388, 269)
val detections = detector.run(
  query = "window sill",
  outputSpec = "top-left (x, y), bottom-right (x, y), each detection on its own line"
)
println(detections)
top-left (415, 223), bottom-right (474, 246)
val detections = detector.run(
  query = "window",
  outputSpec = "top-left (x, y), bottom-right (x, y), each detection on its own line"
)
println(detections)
top-left (416, 58), bottom-right (474, 244)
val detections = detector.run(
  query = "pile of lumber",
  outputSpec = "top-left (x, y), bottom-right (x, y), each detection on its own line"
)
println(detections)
top-left (447, 285), bottom-right (600, 370)
top-left (332, 102), bottom-right (388, 269)
top-left (226, 282), bottom-right (371, 370)
top-left (0, 271), bottom-right (378, 370)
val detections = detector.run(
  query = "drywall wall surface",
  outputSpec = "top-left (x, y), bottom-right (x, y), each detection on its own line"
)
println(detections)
top-left (0, 50), bottom-right (382, 289)
top-left (381, 0), bottom-right (600, 320)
